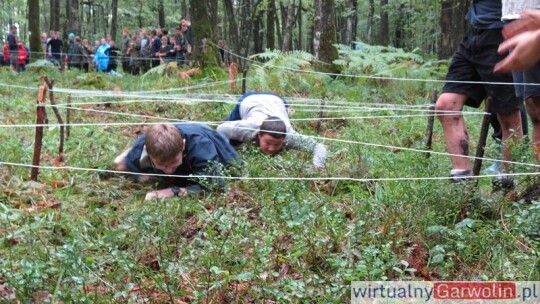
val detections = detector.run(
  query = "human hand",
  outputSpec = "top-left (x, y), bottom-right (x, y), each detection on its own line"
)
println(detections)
top-left (502, 10), bottom-right (540, 39)
top-left (494, 29), bottom-right (540, 73)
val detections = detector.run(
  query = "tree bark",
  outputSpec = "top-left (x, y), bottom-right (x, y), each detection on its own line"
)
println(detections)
top-left (380, 0), bottom-right (389, 45)
top-left (313, 0), bottom-right (339, 73)
top-left (297, 0), bottom-right (302, 50)
top-left (50, 0), bottom-right (60, 31)
top-left (253, 9), bottom-right (263, 54)
top-left (282, 0), bottom-right (295, 52)
top-left (439, 0), bottom-right (470, 59)
top-left (157, 0), bottom-right (165, 28)
top-left (266, 0), bottom-right (276, 49)
top-left (28, 0), bottom-right (41, 53)
top-left (111, 0), bottom-right (118, 40)
top-left (341, 0), bottom-right (356, 47)
top-left (224, 0), bottom-right (240, 61)
top-left (190, 0), bottom-right (218, 66)
top-left (367, 0), bottom-right (375, 44)
top-left (207, 0), bottom-right (218, 40)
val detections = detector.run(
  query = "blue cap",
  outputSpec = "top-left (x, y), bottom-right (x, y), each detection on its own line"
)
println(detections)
top-left (68, 33), bottom-right (75, 38)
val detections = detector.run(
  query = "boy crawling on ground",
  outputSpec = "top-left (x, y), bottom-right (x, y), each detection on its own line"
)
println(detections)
top-left (216, 92), bottom-right (327, 168)
top-left (114, 123), bottom-right (240, 200)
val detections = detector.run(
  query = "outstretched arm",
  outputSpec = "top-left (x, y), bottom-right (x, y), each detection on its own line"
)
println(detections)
top-left (216, 118), bottom-right (261, 142)
top-left (285, 132), bottom-right (327, 168)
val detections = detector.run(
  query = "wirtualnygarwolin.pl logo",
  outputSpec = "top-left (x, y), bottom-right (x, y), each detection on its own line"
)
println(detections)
top-left (351, 281), bottom-right (540, 303)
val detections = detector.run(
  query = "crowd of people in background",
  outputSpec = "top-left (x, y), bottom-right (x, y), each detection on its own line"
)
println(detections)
top-left (1, 18), bottom-right (200, 75)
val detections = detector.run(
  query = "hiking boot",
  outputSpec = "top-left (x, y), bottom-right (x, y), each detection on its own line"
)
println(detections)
top-left (450, 169), bottom-right (471, 184)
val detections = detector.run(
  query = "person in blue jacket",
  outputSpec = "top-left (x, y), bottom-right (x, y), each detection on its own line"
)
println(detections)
top-left (114, 123), bottom-right (241, 200)
top-left (92, 38), bottom-right (110, 72)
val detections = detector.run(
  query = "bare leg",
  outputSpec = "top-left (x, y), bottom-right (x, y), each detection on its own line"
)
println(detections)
top-left (526, 96), bottom-right (540, 160)
top-left (435, 93), bottom-right (470, 170)
top-left (497, 110), bottom-right (523, 172)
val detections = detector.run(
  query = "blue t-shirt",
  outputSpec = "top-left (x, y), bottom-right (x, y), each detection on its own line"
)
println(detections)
top-left (466, 0), bottom-right (504, 29)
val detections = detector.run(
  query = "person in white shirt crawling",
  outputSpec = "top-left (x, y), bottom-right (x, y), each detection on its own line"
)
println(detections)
top-left (217, 92), bottom-right (327, 168)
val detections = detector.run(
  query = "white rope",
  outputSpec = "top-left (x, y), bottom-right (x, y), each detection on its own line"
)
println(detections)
top-left (49, 104), bottom-right (487, 124)
top-left (50, 101), bottom-right (482, 116)
top-left (0, 119), bottom-right (534, 169)
top-left (1, 160), bottom-right (539, 182)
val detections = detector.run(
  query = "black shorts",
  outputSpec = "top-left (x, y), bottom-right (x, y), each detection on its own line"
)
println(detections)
top-left (442, 28), bottom-right (521, 114)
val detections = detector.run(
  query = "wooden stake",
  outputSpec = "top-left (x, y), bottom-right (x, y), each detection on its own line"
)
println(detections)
top-left (66, 94), bottom-right (71, 139)
top-left (31, 85), bottom-right (48, 181)
top-left (472, 98), bottom-right (492, 177)
top-left (242, 68), bottom-right (248, 94)
top-left (424, 89), bottom-right (437, 158)
top-left (44, 77), bottom-right (64, 161)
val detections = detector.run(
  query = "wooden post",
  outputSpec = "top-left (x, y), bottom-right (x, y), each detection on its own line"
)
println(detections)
top-left (472, 98), bottom-right (492, 177)
top-left (242, 68), bottom-right (248, 94)
top-left (66, 94), bottom-right (71, 139)
top-left (44, 77), bottom-right (64, 161)
top-left (31, 86), bottom-right (48, 181)
top-left (424, 89), bottom-right (437, 158)
top-left (316, 98), bottom-right (325, 134)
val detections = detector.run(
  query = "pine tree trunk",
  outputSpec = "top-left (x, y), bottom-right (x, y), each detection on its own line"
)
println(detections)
top-left (380, 0), bottom-right (389, 45)
top-left (313, 0), bottom-right (339, 73)
top-left (111, 0), bottom-right (118, 40)
top-left (190, 0), bottom-right (218, 66)
top-left (341, 0), bottom-right (356, 46)
top-left (50, 0), bottom-right (60, 31)
top-left (253, 10), bottom-right (263, 54)
top-left (157, 0), bottom-right (165, 28)
top-left (282, 0), bottom-right (295, 52)
top-left (297, 0), bottom-right (302, 50)
top-left (224, 0), bottom-right (240, 61)
top-left (28, 0), bottom-right (41, 53)
top-left (439, 0), bottom-right (470, 59)
top-left (207, 0), bottom-right (218, 40)
top-left (367, 0), bottom-right (374, 44)
top-left (266, 0), bottom-right (276, 49)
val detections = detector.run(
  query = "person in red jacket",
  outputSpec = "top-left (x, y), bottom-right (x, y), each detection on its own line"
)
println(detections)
top-left (2, 45), bottom-right (9, 66)
top-left (16, 41), bottom-right (27, 72)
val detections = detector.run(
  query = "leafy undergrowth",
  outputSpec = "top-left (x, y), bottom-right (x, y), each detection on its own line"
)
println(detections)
top-left (0, 53), bottom-right (539, 303)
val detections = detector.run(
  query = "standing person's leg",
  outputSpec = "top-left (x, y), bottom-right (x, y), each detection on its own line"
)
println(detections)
top-left (435, 93), bottom-right (470, 171)
top-left (518, 60), bottom-right (540, 160)
top-left (435, 29), bottom-right (487, 181)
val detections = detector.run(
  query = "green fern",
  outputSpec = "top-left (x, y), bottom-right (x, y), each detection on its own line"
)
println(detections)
top-left (248, 49), bottom-right (329, 96)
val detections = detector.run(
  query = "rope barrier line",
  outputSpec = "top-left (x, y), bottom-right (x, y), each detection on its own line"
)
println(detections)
top-left (50, 99), bottom-right (484, 115)
top-left (1, 160), bottom-right (539, 182)
top-left (0, 119), bottom-right (534, 170)
top-left (46, 104), bottom-right (487, 125)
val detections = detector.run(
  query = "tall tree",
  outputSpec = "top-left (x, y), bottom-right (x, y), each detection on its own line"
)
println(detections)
top-left (341, 0), bottom-right (357, 46)
top-left (223, 0), bottom-right (240, 61)
top-left (379, 0), bottom-right (388, 45)
top-left (313, 0), bottom-right (339, 73)
top-left (157, 0), bottom-right (165, 28)
top-left (439, 0), bottom-right (470, 59)
top-left (28, 0), bottom-right (41, 53)
top-left (266, 0), bottom-right (276, 49)
top-left (207, 0), bottom-right (218, 40)
top-left (190, 0), bottom-right (218, 66)
top-left (366, 0), bottom-right (375, 44)
top-left (111, 0), bottom-right (118, 39)
top-left (296, 0), bottom-right (303, 50)
top-left (50, 0), bottom-right (60, 31)
top-left (282, 0), bottom-right (295, 52)
top-left (69, 0), bottom-right (80, 35)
